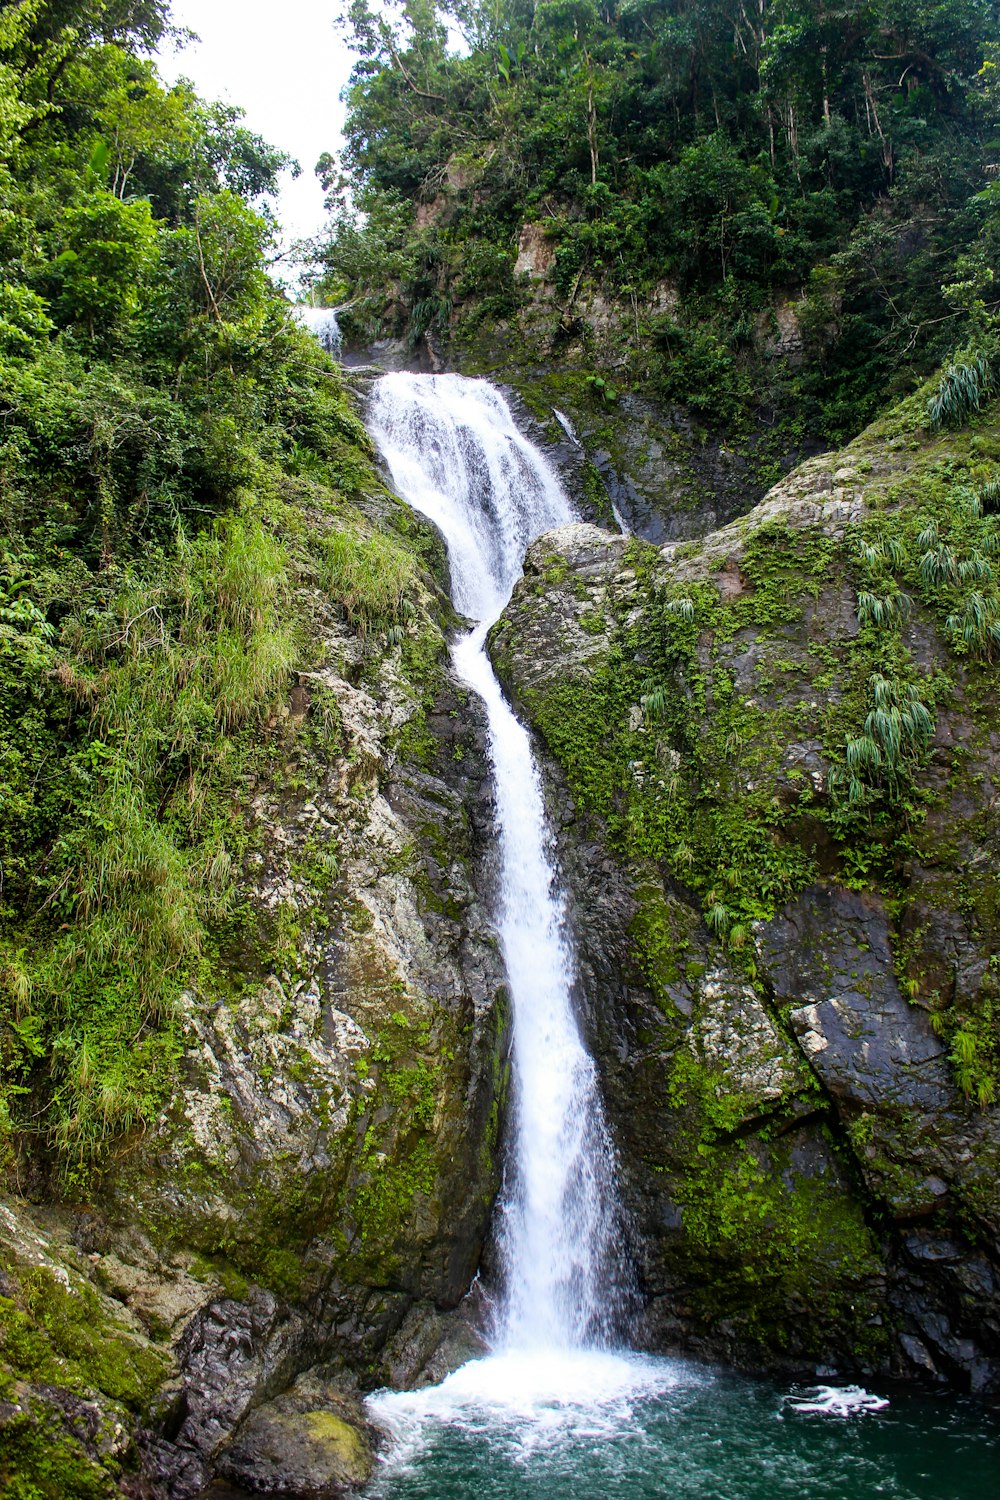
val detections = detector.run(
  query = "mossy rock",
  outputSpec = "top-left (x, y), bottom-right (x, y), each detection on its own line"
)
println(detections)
top-left (217, 1381), bottom-right (376, 1493)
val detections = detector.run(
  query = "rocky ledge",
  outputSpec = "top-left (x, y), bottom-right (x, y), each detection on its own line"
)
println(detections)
top-left (2, 603), bottom-right (507, 1496)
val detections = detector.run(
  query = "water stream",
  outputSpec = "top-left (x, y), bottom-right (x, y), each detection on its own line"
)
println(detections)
top-left (249, 367), bottom-right (1000, 1499)
top-left (293, 303), bottom-right (342, 353)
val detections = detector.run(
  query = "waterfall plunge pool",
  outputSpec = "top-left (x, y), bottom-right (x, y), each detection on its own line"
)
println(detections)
top-left (361, 1350), bottom-right (997, 1500)
top-left (209, 1353), bottom-right (998, 1500)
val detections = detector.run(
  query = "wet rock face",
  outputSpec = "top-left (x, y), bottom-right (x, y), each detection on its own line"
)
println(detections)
top-left (0, 616), bottom-right (510, 1493)
top-left (587, 395), bottom-right (762, 543)
top-left (491, 413), bottom-right (1000, 1392)
top-left (545, 826), bottom-right (886, 1375)
top-left (759, 886), bottom-right (1000, 1391)
top-left (127, 653), bottom-right (507, 1491)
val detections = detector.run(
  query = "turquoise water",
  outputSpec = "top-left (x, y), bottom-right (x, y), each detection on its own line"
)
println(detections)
top-left (363, 1351), bottom-right (998, 1500)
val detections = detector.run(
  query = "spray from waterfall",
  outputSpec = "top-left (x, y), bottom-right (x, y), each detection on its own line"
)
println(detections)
top-left (368, 372), bottom-right (628, 1350)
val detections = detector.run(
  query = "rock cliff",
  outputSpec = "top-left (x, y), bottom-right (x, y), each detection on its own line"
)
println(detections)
top-left (6, 369), bottom-right (1000, 1500)
top-left (1, 476), bottom-right (509, 1495)
top-left (490, 389), bottom-right (1000, 1392)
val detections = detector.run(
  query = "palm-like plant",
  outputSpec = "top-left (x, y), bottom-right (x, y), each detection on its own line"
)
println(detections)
top-left (928, 353), bottom-right (996, 430)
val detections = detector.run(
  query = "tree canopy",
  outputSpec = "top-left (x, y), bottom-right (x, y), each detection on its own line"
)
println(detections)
top-left (321, 0), bottom-right (1000, 438)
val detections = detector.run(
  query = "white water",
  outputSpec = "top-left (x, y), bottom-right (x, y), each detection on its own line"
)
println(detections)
top-left (785, 1385), bottom-right (890, 1416)
top-left (553, 405), bottom-right (629, 536)
top-left (354, 371), bottom-right (903, 1487)
top-left (368, 373), bottom-right (627, 1353)
top-left (293, 303), bottom-right (341, 353)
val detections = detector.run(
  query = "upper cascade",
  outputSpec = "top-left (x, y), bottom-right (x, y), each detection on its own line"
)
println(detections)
top-left (293, 304), bottom-right (342, 354)
top-left (368, 372), bottom-right (571, 624)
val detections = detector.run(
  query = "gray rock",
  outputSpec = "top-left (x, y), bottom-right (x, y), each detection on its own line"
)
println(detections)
top-left (216, 1374), bottom-right (375, 1496)
top-left (758, 883), bottom-right (1000, 1390)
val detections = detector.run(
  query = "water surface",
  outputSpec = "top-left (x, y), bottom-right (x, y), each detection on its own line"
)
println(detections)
top-left (364, 1351), bottom-right (998, 1500)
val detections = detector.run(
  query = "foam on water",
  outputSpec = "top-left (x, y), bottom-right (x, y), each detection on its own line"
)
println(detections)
top-left (368, 1349), bottom-right (695, 1479)
top-left (784, 1384), bottom-right (890, 1417)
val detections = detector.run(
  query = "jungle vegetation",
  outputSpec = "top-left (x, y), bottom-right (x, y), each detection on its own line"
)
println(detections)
top-left (4, 0), bottom-right (1000, 1182)
top-left (0, 0), bottom-right (420, 1183)
top-left (320, 0), bottom-right (1000, 441)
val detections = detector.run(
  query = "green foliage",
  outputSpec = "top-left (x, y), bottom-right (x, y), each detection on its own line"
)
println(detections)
top-left (850, 470), bottom-right (1000, 664)
top-left (838, 674), bottom-right (934, 806)
top-left (949, 1017), bottom-right (998, 1108)
top-left (318, 526), bottom-right (417, 634)
top-left (319, 0), bottom-right (1000, 448)
top-left (928, 352), bottom-right (997, 430)
top-left (51, 193), bottom-right (158, 338)
top-left (0, 2), bottom-right (441, 1187)
top-left (0, 283), bottom-right (53, 355)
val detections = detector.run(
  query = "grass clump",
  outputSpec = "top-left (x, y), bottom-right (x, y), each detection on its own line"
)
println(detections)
top-left (928, 353), bottom-right (997, 431)
top-left (318, 526), bottom-right (417, 635)
top-left (836, 673), bottom-right (935, 808)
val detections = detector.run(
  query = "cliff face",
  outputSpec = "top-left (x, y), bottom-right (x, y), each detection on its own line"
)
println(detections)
top-left (6, 356), bottom-right (1000, 1498)
top-left (1, 456), bottom-right (509, 1495)
top-left (489, 393), bottom-right (1000, 1392)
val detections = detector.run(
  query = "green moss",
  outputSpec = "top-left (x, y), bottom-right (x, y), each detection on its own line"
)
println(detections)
top-left (0, 1402), bottom-right (121, 1500)
top-left (0, 1251), bottom-right (172, 1499)
top-left (628, 880), bottom-right (695, 1015)
top-left (670, 1131), bottom-right (885, 1354)
top-left (187, 1254), bottom-right (251, 1302)
top-left (300, 1412), bottom-right (372, 1481)
top-left (349, 1134), bottom-right (440, 1280)
top-left (0, 1268), bottom-right (168, 1411)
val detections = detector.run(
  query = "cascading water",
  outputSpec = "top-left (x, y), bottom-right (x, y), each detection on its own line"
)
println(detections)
top-left (292, 303), bottom-right (342, 354)
top-left (367, 372), bottom-right (626, 1351)
top-left (554, 406), bottom-right (629, 536)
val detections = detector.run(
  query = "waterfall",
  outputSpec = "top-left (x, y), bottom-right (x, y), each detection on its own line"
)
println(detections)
top-left (293, 304), bottom-right (341, 354)
top-left (368, 372), bottom-right (626, 1351)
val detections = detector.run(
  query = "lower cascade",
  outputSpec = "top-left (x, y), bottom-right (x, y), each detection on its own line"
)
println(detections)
top-left (368, 372), bottom-right (627, 1352)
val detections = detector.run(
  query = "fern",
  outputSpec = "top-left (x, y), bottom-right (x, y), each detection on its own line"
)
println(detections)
top-left (918, 544), bottom-right (958, 586)
top-left (837, 674), bottom-right (934, 809)
top-left (705, 900), bottom-right (734, 938)
top-left (640, 684), bottom-right (669, 721)
top-left (946, 591), bottom-right (1000, 656)
top-left (976, 477), bottom-right (1000, 515)
top-left (857, 589), bottom-right (911, 627)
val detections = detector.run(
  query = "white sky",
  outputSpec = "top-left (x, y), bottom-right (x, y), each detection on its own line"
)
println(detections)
top-left (156, 1), bottom-right (355, 260)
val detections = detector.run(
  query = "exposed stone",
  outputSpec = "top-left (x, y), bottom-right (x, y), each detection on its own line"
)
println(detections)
top-left (216, 1374), bottom-right (375, 1495)
top-left (514, 222), bottom-right (555, 282)
top-left (491, 414), bottom-right (1000, 1391)
top-left (5, 609), bottom-right (511, 1493)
